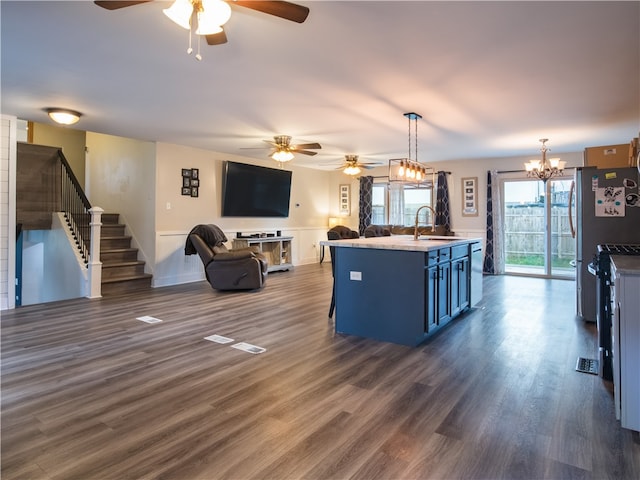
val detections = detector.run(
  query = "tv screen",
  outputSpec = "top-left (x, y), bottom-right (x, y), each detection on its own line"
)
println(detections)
top-left (221, 161), bottom-right (292, 217)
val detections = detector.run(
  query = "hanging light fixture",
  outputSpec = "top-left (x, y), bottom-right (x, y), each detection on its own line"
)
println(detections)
top-left (524, 138), bottom-right (566, 182)
top-left (46, 108), bottom-right (82, 126)
top-left (389, 112), bottom-right (434, 186)
top-left (163, 0), bottom-right (231, 59)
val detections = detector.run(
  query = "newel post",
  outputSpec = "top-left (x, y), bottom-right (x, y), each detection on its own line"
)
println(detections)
top-left (87, 206), bottom-right (104, 299)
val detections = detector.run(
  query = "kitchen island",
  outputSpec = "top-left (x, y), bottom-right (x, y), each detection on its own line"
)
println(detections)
top-left (321, 235), bottom-right (483, 346)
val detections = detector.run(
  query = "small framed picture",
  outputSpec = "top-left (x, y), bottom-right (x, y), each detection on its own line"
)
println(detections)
top-left (182, 168), bottom-right (191, 177)
top-left (183, 176), bottom-right (191, 188)
top-left (191, 187), bottom-right (199, 198)
top-left (191, 179), bottom-right (199, 187)
top-left (339, 184), bottom-right (350, 215)
top-left (181, 187), bottom-right (191, 196)
top-left (191, 168), bottom-right (199, 180)
top-left (461, 177), bottom-right (478, 216)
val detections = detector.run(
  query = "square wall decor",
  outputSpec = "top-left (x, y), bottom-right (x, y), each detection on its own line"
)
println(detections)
top-left (181, 168), bottom-right (200, 197)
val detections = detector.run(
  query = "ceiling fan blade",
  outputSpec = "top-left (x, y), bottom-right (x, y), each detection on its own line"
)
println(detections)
top-left (296, 150), bottom-right (318, 156)
top-left (206, 29), bottom-right (228, 46)
top-left (232, 1), bottom-right (310, 23)
top-left (94, 1), bottom-right (151, 10)
top-left (292, 142), bottom-right (321, 150)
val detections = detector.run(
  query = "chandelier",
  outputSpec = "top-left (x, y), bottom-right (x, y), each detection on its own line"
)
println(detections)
top-left (163, 0), bottom-right (232, 60)
top-left (524, 138), bottom-right (566, 182)
top-left (389, 112), bottom-right (434, 186)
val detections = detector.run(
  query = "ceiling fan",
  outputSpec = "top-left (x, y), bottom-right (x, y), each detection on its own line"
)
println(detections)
top-left (253, 135), bottom-right (321, 163)
top-left (333, 155), bottom-right (383, 176)
top-left (94, 1), bottom-right (310, 46)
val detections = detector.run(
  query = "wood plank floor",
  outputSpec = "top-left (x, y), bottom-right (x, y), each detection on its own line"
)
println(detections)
top-left (2, 264), bottom-right (639, 479)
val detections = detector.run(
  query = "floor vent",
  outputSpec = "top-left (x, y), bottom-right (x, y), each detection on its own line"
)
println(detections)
top-left (576, 357), bottom-right (599, 375)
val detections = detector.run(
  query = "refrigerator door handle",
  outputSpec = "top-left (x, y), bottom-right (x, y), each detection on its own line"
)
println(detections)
top-left (568, 179), bottom-right (576, 239)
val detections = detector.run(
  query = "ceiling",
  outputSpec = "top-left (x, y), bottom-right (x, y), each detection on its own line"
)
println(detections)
top-left (2, 1), bottom-right (639, 171)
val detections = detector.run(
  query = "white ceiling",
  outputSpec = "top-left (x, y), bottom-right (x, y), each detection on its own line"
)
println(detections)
top-left (2, 1), bottom-right (639, 171)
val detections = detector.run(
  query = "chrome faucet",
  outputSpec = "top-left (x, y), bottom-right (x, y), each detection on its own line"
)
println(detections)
top-left (414, 205), bottom-right (437, 240)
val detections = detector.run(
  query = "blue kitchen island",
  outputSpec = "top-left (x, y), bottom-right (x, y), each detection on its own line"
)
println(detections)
top-left (321, 235), bottom-right (483, 346)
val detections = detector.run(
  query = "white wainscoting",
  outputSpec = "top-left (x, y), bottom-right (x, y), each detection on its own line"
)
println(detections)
top-left (154, 227), bottom-right (329, 288)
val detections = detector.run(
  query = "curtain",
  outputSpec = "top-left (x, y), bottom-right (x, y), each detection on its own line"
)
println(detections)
top-left (358, 176), bottom-right (373, 236)
top-left (435, 171), bottom-right (451, 231)
top-left (388, 183), bottom-right (405, 226)
top-left (483, 170), bottom-right (505, 274)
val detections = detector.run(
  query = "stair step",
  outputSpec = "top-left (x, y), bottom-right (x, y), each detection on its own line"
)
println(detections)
top-left (101, 248), bottom-right (139, 263)
top-left (101, 236), bottom-right (132, 249)
top-left (101, 213), bottom-right (120, 225)
top-left (101, 274), bottom-right (152, 295)
top-left (102, 261), bottom-right (147, 280)
top-left (101, 224), bottom-right (126, 236)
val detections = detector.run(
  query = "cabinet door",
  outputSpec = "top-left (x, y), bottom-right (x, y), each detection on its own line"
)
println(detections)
top-left (437, 262), bottom-right (451, 325)
top-left (426, 266), bottom-right (437, 332)
top-left (459, 257), bottom-right (470, 311)
top-left (451, 257), bottom-right (470, 316)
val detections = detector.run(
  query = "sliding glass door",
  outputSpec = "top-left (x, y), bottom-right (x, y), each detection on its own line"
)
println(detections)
top-left (503, 176), bottom-right (575, 278)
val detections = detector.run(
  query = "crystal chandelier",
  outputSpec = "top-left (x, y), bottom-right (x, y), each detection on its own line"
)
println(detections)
top-left (524, 138), bottom-right (566, 182)
top-left (389, 112), bottom-right (434, 186)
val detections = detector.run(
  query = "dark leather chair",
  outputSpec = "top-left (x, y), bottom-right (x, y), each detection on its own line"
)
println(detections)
top-left (327, 225), bottom-right (359, 241)
top-left (363, 224), bottom-right (392, 238)
top-left (326, 225), bottom-right (359, 317)
top-left (185, 225), bottom-right (268, 291)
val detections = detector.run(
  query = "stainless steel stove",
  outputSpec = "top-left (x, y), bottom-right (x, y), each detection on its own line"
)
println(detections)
top-left (589, 244), bottom-right (640, 380)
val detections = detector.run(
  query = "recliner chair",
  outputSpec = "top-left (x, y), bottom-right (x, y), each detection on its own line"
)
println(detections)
top-left (185, 225), bottom-right (268, 291)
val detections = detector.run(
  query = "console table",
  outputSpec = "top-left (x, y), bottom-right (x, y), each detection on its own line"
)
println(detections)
top-left (232, 236), bottom-right (293, 272)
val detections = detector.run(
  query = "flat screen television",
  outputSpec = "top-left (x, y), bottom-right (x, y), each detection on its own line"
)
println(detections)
top-left (221, 161), bottom-right (292, 217)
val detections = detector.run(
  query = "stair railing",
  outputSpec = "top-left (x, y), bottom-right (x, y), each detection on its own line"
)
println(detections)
top-left (58, 150), bottom-right (91, 265)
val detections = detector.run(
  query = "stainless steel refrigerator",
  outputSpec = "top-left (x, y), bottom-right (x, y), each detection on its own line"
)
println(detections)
top-left (575, 166), bottom-right (640, 322)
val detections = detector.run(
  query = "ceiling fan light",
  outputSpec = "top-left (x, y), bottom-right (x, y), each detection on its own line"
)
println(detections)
top-left (46, 108), bottom-right (81, 125)
top-left (272, 150), bottom-right (294, 162)
top-left (163, 0), bottom-right (194, 30)
top-left (344, 165), bottom-right (361, 176)
top-left (196, 0), bottom-right (231, 34)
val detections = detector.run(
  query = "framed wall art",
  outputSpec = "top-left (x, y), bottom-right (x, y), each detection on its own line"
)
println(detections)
top-left (181, 168), bottom-right (200, 196)
top-left (339, 184), bottom-right (350, 215)
top-left (461, 177), bottom-right (478, 216)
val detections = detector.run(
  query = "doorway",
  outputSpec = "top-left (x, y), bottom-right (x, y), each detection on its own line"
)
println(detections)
top-left (503, 177), bottom-right (575, 279)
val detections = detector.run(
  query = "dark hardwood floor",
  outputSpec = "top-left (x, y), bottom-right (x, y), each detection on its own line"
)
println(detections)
top-left (2, 264), bottom-right (639, 479)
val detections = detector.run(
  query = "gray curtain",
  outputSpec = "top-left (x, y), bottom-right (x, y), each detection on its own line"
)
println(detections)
top-left (483, 170), bottom-right (504, 274)
top-left (358, 176), bottom-right (373, 236)
top-left (483, 170), bottom-right (496, 274)
top-left (435, 171), bottom-right (451, 231)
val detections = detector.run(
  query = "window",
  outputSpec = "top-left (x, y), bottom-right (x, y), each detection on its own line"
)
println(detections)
top-left (403, 187), bottom-right (432, 226)
top-left (372, 184), bottom-right (387, 224)
top-left (371, 183), bottom-right (432, 226)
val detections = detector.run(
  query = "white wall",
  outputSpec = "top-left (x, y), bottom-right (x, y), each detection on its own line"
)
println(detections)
top-left (1, 115), bottom-right (17, 310)
top-left (20, 214), bottom-right (87, 305)
top-left (86, 132), bottom-right (157, 275)
top-left (363, 150), bottom-right (584, 237)
top-left (153, 143), bottom-right (334, 287)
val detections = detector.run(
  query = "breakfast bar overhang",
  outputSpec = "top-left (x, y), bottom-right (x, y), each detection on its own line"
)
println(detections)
top-left (321, 236), bottom-right (483, 346)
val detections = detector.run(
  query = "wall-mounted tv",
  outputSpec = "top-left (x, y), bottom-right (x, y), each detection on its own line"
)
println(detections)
top-left (221, 161), bottom-right (292, 217)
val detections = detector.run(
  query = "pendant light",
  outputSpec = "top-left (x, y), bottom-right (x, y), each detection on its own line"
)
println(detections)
top-left (388, 112), bottom-right (434, 186)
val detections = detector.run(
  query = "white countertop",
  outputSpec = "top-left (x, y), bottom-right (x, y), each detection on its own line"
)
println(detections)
top-left (611, 255), bottom-right (640, 275)
top-left (320, 235), bottom-right (483, 252)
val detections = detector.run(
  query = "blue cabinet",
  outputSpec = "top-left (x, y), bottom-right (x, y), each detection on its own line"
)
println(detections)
top-left (333, 242), bottom-right (474, 346)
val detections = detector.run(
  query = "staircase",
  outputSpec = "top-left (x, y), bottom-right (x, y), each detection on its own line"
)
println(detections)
top-left (100, 213), bottom-right (152, 295)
